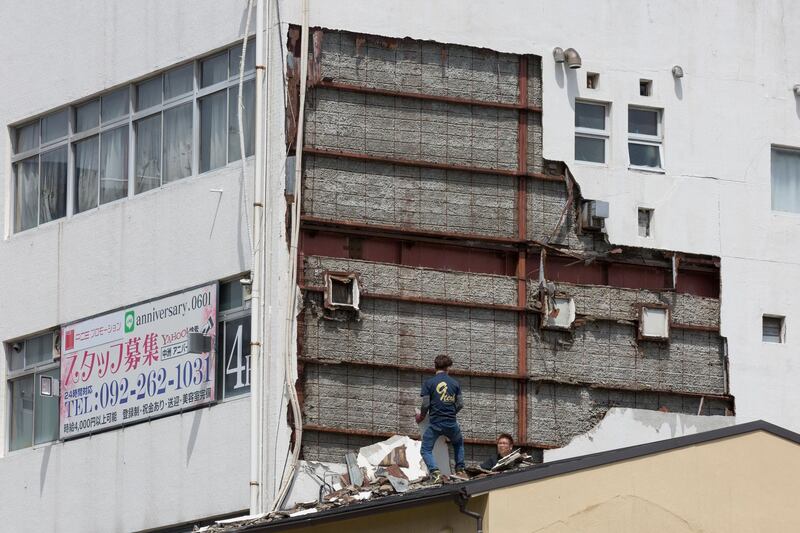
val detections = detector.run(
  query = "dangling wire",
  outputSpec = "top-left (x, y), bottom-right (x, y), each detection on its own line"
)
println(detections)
top-left (238, 0), bottom-right (254, 252)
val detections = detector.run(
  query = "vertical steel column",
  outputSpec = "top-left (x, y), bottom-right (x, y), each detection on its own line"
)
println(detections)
top-left (516, 57), bottom-right (529, 444)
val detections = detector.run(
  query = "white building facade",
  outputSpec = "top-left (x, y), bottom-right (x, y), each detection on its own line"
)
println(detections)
top-left (1, 1), bottom-right (799, 531)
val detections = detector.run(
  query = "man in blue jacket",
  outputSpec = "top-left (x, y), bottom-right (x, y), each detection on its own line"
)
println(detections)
top-left (415, 354), bottom-right (465, 482)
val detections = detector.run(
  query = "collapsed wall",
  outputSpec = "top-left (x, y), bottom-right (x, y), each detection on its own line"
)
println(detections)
top-left (292, 28), bottom-right (732, 463)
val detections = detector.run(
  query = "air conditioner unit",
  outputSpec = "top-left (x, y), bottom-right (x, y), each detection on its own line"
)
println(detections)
top-left (580, 200), bottom-right (609, 232)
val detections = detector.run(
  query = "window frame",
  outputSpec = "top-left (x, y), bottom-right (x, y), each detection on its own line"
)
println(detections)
top-left (10, 39), bottom-right (255, 234)
top-left (637, 207), bottom-right (654, 238)
top-left (216, 278), bottom-right (252, 402)
top-left (5, 331), bottom-right (61, 453)
top-left (762, 315), bottom-right (786, 343)
top-left (574, 100), bottom-right (610, 166)
top-left (627, 105), bottom-right (664, 171)
top-left (770, 145), bottom-right (800, 214)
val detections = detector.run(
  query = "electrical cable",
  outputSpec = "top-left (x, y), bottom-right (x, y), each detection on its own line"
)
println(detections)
top-left (271, 0), bottom-right (308, 512)
top-left (238, 0), bottom-right (255, 252)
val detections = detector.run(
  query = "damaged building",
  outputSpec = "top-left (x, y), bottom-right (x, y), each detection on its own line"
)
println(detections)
top-left (291, 28), bottom-right (731, 463)
top-left (3, 1), bottom-right (800, 531)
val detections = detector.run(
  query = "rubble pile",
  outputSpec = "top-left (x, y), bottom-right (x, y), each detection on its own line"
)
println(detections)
top-left (197, 436), bottom-right (535, 532)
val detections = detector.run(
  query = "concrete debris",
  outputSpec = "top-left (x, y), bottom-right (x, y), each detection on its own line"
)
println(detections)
top-left (345, 452), bottom-right (364, 487)
top-left (288, 508), bottom-right (318, 517)
top-left (356, 435), bottom-right (428, 483)
top-left (199, 435), bottom-right (536, 532)
top-left (387, 474), bottom-right (410, 493)
top-left (379, 444), bottom-right (409, 467)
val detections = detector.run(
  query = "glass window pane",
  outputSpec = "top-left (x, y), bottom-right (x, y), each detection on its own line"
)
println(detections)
top-left (76, 100), bottom-right (100, 133)
top-left (100, 126), bottom-right (129, 204)
top-left (222, 317), bottom-right (251, 398)
top-left (163, 102), bottom-right (193, 182)
top-left (629, 142), bottom-right (661, 168)
top-left (15, 157), bottom-right (38, 232)
top-left (219, 280), bottom-right (243, 312)
top-left (25, 333), bottom-right (53, 366)
top-left (75, 136), bottom-right (100, 213)
top-left (9, 375), bottom-right (35, 451)
top-left (40, 147), bottom-right (68, 224)
top-left (165, 64), bottom-right (194, 100)
top-left (136, 76), bottom-right (162, 111)
top-left (41, 110), bottom-right (68, 144)
top-left (771, 148), bottom-right (800, 213)
top-left (575, 136), bottom-right (605, 163)
top-left (101, 88), bottom-right (129, 123)
top-left (229, 40), bottom-right (256, 77)
top-left (575, 102), bottom-right (605, 130)
top-left (202, 52), bottom-right (228, 88)
top-left (16, 122), bottom-right (39, 153)
top-left (9, 342), bottom-right (25, 371)
top-left (628, 108), bottom-right (658, 136)
top-left (35, 368), bottom-right (60, 445)
top-left (200, 90), bottom-right (228, 172)
top-left (135, 114), bottom-right (162, 194)
top-left (228, 80), bottom-right (255, 162)
top-left (763, 317), bottom-right (784, 343)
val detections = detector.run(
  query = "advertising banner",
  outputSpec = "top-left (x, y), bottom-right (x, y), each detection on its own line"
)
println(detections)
top-left (59, 283), bottom-right (217, 439)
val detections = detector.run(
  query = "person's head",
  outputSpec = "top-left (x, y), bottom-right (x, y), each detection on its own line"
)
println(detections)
top-left (434, 354), bottom-right (453, 372)
top-left (497, 433), bottom-right (514, 457)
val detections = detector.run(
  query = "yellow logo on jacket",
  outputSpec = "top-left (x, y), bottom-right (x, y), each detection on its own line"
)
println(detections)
top-left (436, 381), bottom-right (456, 403)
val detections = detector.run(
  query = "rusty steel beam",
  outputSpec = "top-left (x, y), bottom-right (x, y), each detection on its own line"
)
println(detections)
top-left (302, 423), bottom-right (557, 449)
top-left (672, 323), bottom-right (720, 333)
top-left (529, 375), bottom-right (734, 402)
top-left (299, 357), bottom-right (526, 381)
top-left (516, 58), bottom-right (530, 446)
top-left (673, 253), bottom-right (721, 268)
top-left (315, 79), bottom-right (543, 113)
top-left (538, 310), bottom-right (720, 333)
top-left (303, 147), bottom-right (564, 182)
top-left (301, 215), bottom-right (524, 246)
top-left (301, 223), bottom-right (520, 253)
top-left (301, 285), bottom-right (523, 312)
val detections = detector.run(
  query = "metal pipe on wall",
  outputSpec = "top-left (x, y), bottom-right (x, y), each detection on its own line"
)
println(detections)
top-left (249, 0), bottom-right (265, 515)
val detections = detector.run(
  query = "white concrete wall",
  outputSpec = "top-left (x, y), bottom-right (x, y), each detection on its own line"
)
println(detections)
top-left (281, 0), bottom-right (800, 431)
top-left (544, 408), bottom-right (736, 462)
top-left (0, 397), bottom-right (249, 533)
top-left (0, 0), bottom-right (293, 530)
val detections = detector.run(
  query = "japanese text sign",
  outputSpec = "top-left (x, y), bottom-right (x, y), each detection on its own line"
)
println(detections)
top-left (59, 283), bottom-right (217, 438)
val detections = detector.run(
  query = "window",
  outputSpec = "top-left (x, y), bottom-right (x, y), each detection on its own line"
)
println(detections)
top-left (639, 79), bottom-right (652, 96)
top-left (217, 279), bottom-right (251, 399)
top-left (6, 331), bottom-right (60, 451)
top-left (13, 119), bottom-right (68, 232)
top-left (771, 147), bottom-right (800, 213)
top-left (762, 315), bottom-right (785, 343)
top-left (638, 208), bottom-right (653, 237)
top-left (574, 101), bottom-right (609, 164)
top-left (628, 106), bottom-right (662, 169)
top-left (11, 40), bottom-right (255, 233)
top-left (586, 72), bottom-right (599, 89)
